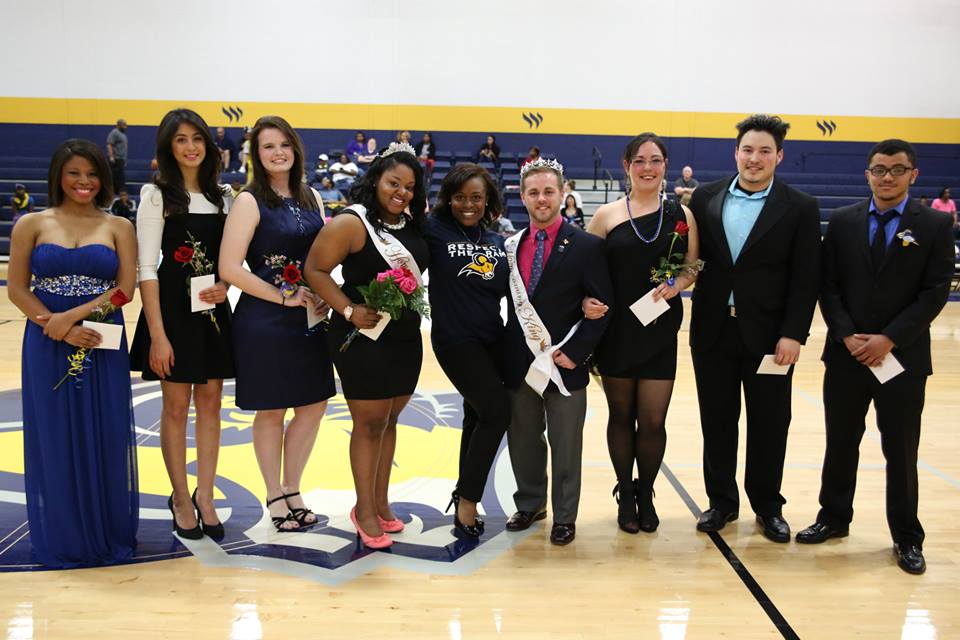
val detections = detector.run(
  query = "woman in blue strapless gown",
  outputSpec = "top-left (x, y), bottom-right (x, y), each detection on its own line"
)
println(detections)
top-left (6, 139), bottom-right (139, 568)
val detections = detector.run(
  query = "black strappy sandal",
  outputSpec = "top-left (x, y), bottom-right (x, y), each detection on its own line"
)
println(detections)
top-left (266, 495), bottom-right (299, 532)
top-left (283, 491), bottom-right (318, 529)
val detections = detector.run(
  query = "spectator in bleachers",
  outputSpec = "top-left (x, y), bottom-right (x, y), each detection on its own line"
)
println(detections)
top-left (346, 131), bottom-right (366, 162)
top-left (931, 187), bottom-right (957, 227)
top-left (396, 130), bottom-right (412, 144)
top-left (520, 145), bottom-right (541, 169)
top-left (110, 190), bottom-right (136, 222)
top-left (415, 132), bottom-right (437, 177)
top-left (10, 183), bottom-right (34, 226)
top-left (562, 194), bottom-right (585, 229)
top-left (563, 179), bottom-right (583, 208)
top-left (492, 211), bottom-right (515, 237)
top-left (229, 179), bottom-right (244, 199)
top-left (214, 127), bottom-right (237, 172)
top-left (311, 153), bottom-right (331, 185)
top-left (356, 137), bottom-right (378, 171)
top-left (106, 118), bottom-right (129, 192)
top-left (477, 135), bottom-right (500, 164)
top-left (673, 165), bottom-right (699, 199)
top-left (238, 127), bottom-right (252, 176)
top-left (919, 196), bottom-right (929, 207)
top-left (330, 152), bottom-right (359, 186)
top-left (317, 176), bottom-right (347, 213)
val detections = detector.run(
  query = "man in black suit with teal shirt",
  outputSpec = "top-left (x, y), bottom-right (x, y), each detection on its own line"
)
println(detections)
top-left (796, 139), bottom-right (954, 575)
top-left (689, 114), bottom-right (822, 542)
top-left (502, 157), bottom-right (613, 546)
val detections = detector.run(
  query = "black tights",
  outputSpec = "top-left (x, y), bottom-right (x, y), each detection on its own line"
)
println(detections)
top-left (602, 376), bottom-right (674, 490)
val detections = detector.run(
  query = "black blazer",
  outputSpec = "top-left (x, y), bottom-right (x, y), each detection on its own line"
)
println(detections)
top-left (503, 221), bottom-right (613, 391)
top-left (819, 198), bottom-right (954, 375)
top-left (689, 176), bottom-right (822, 355)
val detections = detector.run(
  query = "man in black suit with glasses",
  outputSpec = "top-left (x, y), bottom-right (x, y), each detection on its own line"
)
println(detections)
top-left (796, 139), bottom-right (954, 575)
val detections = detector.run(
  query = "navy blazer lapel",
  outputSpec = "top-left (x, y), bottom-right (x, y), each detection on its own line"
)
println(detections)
top-left (705, 181), bottom-right (733, 266)
top-left (739, 178), bottom-right (785, 258)
top-left (532, 221), bottom-right (574, 299)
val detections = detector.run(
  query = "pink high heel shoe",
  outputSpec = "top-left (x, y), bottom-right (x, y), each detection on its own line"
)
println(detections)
top-left (350, 507), bottom-right (393, 549)
top-left (378, 514), bottom-right (405, 533)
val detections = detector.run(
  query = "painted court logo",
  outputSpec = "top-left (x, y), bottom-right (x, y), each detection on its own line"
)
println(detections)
top-left (0, 382), bottom-right (525, 583)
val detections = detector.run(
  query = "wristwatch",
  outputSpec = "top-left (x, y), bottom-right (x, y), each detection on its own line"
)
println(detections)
top-left (343, 305), bottom-right (354, 321)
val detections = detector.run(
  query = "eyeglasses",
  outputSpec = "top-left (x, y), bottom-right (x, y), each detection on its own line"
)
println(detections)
top-left (630, 158), bottom-right (665, 169)
top-left (868, 165), bottom-right (914, 177)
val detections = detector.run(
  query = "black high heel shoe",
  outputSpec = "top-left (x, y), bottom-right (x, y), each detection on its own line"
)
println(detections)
top-left (192, 488), bottom-right (225, 539)
top-left (613, 481), bottom-right (640, 534)
top-left (446, 491), bottom-right (484, 538)
top-left (168, 493), bottom-right (203, 540)
top-left (634, 479), bottom-right (659, 533)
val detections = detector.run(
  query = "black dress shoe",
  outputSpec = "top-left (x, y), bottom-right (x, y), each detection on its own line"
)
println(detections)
top-left (756, 514), bottom-right (790, 543)
top-left (795, 521), bottom-right (848, 544)
top-left (894, 543), bottom-right (926, 575)
top-left (506, 509), bottom-right (547, 531)
top-left (550, 523), bottom-right (576, 546)
top-left (696, 508), bottom-right (738, 532)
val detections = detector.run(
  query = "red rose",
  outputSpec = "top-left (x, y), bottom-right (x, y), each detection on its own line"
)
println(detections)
top-left (283, 264), bottom-right (302, 284)
top-left (674, 221), bottom-right (689, 235)
top-left (110, 289), bottom-right (131, 307)
top-left (174, 246), bottom-right (194, 263)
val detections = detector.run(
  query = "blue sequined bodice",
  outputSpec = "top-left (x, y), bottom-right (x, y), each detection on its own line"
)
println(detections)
top-left (30, 244), bottom-right (120, 297)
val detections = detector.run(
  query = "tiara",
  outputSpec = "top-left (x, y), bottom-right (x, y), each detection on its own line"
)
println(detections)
top-left (379, 141), bottom-right (416, 158)
top-left (520, 156), bottom-right (564, 178)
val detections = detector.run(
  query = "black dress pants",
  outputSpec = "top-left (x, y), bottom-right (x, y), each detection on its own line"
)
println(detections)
top-left (818, 348), bottom-right (926, 548)
top-left (434, 339), bottom-right (511, 503)
top-left (691, 315), bottom-right (793, 516)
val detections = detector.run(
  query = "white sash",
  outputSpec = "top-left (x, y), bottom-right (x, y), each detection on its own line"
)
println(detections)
top-left (351, 205), bottom-right (423, 285)
top-left (505, 229), bottom-right (581, 397)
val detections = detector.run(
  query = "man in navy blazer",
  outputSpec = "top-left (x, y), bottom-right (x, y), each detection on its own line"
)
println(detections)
top-left (688, 115), bottom-right (822, 542)
top-left (796, 139), bottom-right (954, 575)
top-left (502, 158), bottom-right (612, 545)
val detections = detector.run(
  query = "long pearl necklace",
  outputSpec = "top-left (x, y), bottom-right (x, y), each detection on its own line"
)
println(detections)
top-left (625, 193), bottom-right (665, 244)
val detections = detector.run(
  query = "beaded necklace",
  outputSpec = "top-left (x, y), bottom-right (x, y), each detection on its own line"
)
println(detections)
top-left (625, 193), bottom-right (665, 244)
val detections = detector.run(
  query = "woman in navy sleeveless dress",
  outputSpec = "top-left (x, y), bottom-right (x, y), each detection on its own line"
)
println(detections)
top-left (128, 109), bottom-right (234, 540)
top-left (6, 139), bottom-right (139, 567)
top-left (220, 116), bottom-right (334, 532)
top-left (588, 133), bottom-right (701, 534)
top-left (305, 144), bottom-right (429, 549)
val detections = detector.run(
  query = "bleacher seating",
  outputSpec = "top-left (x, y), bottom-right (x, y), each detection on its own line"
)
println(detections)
top-left (1, 151), bottom-right (957, 259)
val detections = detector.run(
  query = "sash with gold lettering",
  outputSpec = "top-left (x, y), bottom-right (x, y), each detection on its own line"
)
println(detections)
top-left (505, 229), bottom-right (580, 397)
top-left (351, 205), bottom-right (423, 286)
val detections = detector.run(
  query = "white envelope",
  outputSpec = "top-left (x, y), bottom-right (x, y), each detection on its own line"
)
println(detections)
top-left (869, 354), bottom-right (905, 384)
top-left (190, 274), bottom-right (216, 312)
top-left (629, 289), bottom-right (671, 326)
top-left (756, 354), bottom-right (791, 375)
top-left (82, 320), bottom-right (123, 350)
top-left (359, 312), bottom-right (391, 341)
top-left (306, 302), bottom-right (327, 329)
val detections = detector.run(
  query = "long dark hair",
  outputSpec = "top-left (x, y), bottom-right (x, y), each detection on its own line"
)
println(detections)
top-left (154, 109), bottom-right (225, 217)
top-left (48, 139), bottom-right (113, 208)
top-left (246, 115), bottom-right (319, 211)
top-left (433, 163), bottom-right (502, 229)
top-left (349, 150), bottom-right (427, 234)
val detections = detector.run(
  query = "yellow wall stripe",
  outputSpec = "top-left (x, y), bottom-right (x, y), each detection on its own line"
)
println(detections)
top-left (1, 97), bottom-right (959, 144)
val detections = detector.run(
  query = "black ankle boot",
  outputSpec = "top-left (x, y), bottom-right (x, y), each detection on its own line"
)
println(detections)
top-left (634, 480), bottom-right (659, 533)
top-left (613, 481), bottom-right (640, 534)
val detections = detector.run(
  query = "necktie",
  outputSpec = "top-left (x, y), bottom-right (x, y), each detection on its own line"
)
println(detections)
top-left (871, 210), bottom-right (897, 271)
top-left (527, 229), bottom-right (548, 294)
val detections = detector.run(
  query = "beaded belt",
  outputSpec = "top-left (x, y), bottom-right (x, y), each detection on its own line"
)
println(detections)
top-left (32, 275), bottom-right (116, 296)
